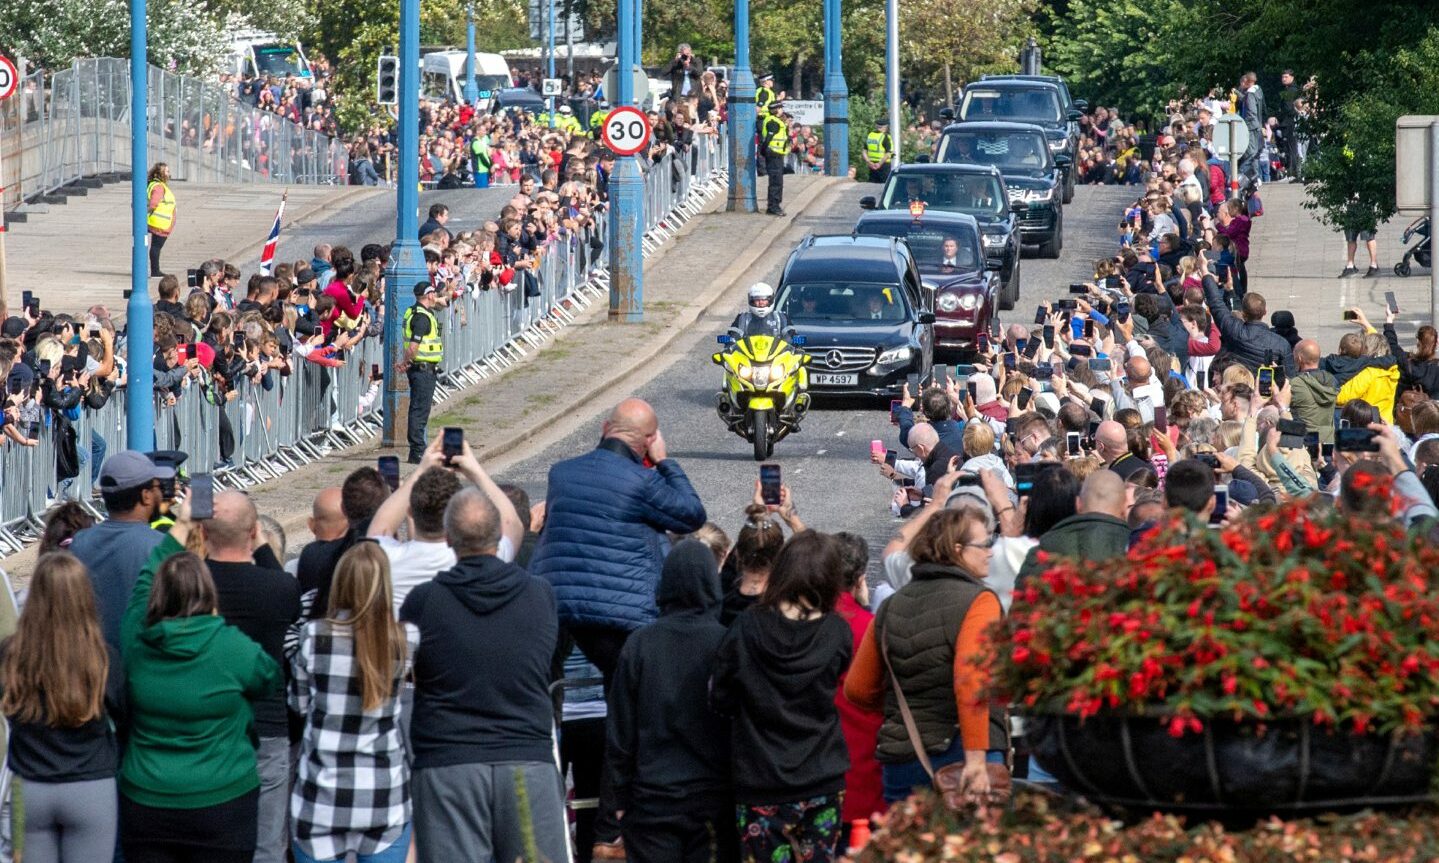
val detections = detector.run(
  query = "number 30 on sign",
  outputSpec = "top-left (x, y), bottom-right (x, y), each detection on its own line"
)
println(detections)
top-left (601, 105), bottom-right (652, 157)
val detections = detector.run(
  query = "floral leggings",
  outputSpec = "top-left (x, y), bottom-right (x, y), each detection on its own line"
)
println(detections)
top-left (737, 793), bottom-right (844, 863)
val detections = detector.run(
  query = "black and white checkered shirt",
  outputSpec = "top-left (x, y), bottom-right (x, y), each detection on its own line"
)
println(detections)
top-left (289, 619), bottom-right (420, 860)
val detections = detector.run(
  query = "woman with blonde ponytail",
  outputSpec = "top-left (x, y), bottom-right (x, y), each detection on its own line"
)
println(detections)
top-left (289, 542), bottom-right (418, 863)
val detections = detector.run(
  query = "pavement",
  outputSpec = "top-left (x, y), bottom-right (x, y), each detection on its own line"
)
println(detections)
top-left (1, 180), bottom-right (521, 317)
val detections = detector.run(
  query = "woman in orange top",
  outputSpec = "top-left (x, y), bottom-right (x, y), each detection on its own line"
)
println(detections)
top-left (844, 509), bottom-right (1008, 806)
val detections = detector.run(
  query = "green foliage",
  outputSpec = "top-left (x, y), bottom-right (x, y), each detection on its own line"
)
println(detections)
top-left (847, 94), bottom-right (928, 179)
top-left (901, 0), bottom-right (1032, 105)
top-left (1302, 26), bottom-right (1439, 233)
top-left (0, 0), bottom-right (227, 76)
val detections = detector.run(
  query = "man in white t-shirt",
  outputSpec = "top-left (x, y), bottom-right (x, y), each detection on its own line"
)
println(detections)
top-left (368, 434), bottom-right (525, 614)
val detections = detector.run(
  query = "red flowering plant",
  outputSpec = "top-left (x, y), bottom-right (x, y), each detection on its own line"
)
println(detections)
top-left (989, 484), bottom-right (1439, 737)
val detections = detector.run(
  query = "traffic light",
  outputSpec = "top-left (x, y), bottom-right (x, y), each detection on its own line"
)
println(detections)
top-left (376, 55), bottom-right (399, 105)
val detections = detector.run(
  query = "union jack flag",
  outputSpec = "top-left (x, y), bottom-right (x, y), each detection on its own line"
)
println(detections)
top-left (259, 189), bottom-right (288, 276)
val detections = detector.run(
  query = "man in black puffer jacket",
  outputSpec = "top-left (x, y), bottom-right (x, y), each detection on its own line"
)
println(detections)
top-left (1201, 275), bottom-right (1296, 375)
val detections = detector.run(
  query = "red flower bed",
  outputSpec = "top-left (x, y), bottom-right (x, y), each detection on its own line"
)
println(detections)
top-left (990, 492), bottom-right (1439, 736)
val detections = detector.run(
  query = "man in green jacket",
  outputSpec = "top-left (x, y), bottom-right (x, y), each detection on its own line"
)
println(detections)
top-left (1290, 339), bottom-right (1338, 445)
top-left (1016, 469), bottom-right (1131, 587)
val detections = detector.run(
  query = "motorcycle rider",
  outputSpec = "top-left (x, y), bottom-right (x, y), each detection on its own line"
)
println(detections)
top-left (729, 282), bottom-right (790, 339)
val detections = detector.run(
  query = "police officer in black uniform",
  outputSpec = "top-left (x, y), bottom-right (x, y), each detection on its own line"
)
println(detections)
top-left (760, 101), bottom-right (791, 216)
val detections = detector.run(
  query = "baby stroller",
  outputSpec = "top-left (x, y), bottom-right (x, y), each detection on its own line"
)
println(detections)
top-left (1395, 216), bottom-right (1431, 276)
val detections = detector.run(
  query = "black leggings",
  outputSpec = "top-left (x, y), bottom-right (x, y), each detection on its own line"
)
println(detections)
top-left (149, 232), bottom-right (167, 276)
top-left (120, 788), bottom-right (257, 863)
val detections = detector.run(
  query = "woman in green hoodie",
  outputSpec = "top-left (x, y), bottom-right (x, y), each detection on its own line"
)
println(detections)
top-left (120, 496), bottom-right (283, 863)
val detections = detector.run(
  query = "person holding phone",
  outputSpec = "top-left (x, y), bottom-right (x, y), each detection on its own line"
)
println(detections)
top-left (398, 283), bottom-right (446, 464)
top-left (1381, 302), bottom-right (1439, 399)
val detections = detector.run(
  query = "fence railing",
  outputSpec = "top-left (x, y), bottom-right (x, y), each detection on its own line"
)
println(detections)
top-left (1, 57), bottom-right (348, 213)
top-left (0, 132), bottom-right (729, 555)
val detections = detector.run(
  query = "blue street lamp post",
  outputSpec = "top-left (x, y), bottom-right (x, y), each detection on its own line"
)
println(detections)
top-left (726, 0), bottom-right (757, 212)
top-left (126, 0), bottom-right (155, 451)
top-left (382, 0), bottom-right (429, 448)
top-left (546, 0), bottom-right (557, 128)
top-left (607, 0), bottom-right (645, 321)
top-left (821, 0), bottom-right (849, 176)
top-left (464, 0), bottom-right (479, 106)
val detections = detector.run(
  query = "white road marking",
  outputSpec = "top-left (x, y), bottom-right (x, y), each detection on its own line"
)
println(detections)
top-left (816, 449), bottom-right (827, 456)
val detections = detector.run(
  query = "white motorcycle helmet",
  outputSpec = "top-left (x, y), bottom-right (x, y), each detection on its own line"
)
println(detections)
top-left (748, 282), bottom-right (776, 318)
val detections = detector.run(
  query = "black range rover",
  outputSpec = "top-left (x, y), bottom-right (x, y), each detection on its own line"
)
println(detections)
top-left (775, 236), bottom-right (934, 398)
top-left (957, 78), bottom-right (1079, 202)
top-left (859, 162), bottom-right (1022, 309)
top-left (934, 121), bottom-right (1066, 259)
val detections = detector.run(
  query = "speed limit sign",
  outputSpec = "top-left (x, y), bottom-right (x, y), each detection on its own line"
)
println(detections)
top-left (0, 55), bottom-right (17, 102)
top-left (601, 105), bottom-right (652, 157)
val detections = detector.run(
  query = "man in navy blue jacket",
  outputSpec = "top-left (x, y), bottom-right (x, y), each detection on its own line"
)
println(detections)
top-left (531, 397), bottom-right (707, 675)
top-left (529, 397), bottom-right (706, 861)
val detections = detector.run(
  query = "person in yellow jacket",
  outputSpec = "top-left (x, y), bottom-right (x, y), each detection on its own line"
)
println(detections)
top-left (146, 162), bottom-right (175, 278)
top-left (556, 104), bottom-right (584, 136)
top-left (1336, 307), bottom-right (1401, 423)
top-left (756, 72), bottom-right (784, 116)
top-left (589, 102), bottom-right (609, 137)
top-left (760, 103), bottom-right (791, 216)
top-left (400, 282), bottom-right (446, 463)
top-left (864, 118), bottom-right (894, 185)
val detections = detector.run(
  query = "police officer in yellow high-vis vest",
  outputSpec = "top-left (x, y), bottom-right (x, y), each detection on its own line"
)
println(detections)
top-left (401, 282), bottom-right (445, 463)
top-left (760, 103), bottom-right (791, 216)
top-left (865, 118), bottom-right (895, 185)
top-left (145, 162), bottom-right (175, 277)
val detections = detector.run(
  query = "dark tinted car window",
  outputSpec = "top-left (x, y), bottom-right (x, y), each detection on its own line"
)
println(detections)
top-left (779, 282), bottom-right (910, 322)
top-left (937, 130), bottom-right (1050, 172)
top-left (879, 172), bottom-right (1006, 217)
top-left (960, 87), bottom-right (1062, 123)
top-left (854, 221), bottom-right (982, 271)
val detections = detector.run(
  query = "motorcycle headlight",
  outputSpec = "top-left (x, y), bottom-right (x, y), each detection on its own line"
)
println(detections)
top-left (1048, 138), bottom-right (1068, 151)
top-left (982, 233), bottom-right (1006, 247)
top-left (936, 293), bottom-right (960, 313)
top-left (875, 346), bottom-right (911, 365)
top-left (737, 362), bottom-right (752, 380)
top-left (770, 360), bottom-right (785, 382)
top-left (751, 365), bottom-right (771, 387)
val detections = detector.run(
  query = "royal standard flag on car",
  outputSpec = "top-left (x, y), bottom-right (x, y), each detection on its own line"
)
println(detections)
top-left (259, 189), bottom-right (288, 276)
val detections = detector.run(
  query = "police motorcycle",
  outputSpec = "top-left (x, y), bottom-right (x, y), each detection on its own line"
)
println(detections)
top-left (713, 283), bottom-right (812, 461)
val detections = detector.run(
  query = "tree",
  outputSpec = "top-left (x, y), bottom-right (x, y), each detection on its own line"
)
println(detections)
top-left (0, 0), bottom-right (228, 76)
top-left (901, 0), bottom-right (1033, 108)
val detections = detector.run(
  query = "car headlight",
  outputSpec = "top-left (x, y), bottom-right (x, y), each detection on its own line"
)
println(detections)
top-left (875, 346), bottom-right (911, 365)
top-left (1048, 138), bottom-right (1068, 151)
top-left (981, 233), bottom-right (1006, 247)
top-left (936, 293), bottom-right (960, 313)
top-left (956, 293), bottom-right (980, 311)
top-left (1024, 187), bottom-right (1055, 202)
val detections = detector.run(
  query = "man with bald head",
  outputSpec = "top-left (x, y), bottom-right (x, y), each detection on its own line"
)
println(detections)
top-left (529, 397), bottom-right (706, 856)
top-left (907, 421), bottom-right (959, 492)
top-left (202, 489), bottom-right (302, 862)
top-left (1093, 418), bottom-right (1151, 480)
top-left (307, 487), bottom-right (348, 542)
top-left (531, 397), bottom-right (707, 671)
top-left (1290, 338), bottom-right (1338, 444)
top-left (1015, 469), bottom-right (1132, 586)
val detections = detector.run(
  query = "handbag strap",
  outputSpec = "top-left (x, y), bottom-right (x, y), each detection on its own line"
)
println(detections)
top-left (879, 620), bottom-right (937, 781)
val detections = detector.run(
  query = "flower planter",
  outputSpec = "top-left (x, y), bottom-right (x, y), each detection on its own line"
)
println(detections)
top-left (1028, 713), bottom-right (1439, 815)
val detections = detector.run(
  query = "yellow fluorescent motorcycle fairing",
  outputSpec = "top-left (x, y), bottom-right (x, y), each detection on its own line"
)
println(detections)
top-left (712, 333), bottom-right (811, 461)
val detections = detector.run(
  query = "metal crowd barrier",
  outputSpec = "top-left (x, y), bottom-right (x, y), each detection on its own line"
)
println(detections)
top-left (2, 57), bottom-right (347, 213)
top-left (0, 131), bottom-right (729, 555)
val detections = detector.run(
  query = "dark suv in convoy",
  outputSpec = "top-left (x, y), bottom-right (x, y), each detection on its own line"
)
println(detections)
top-left (774, 236), bottom-right (934, 398)
top-left (953, 79), bottom-right (1079, 203)
top-left (933, 122), bottom-right (1065, 259)
top-left (859, 162), bottom-right (1022, 307)
top-left (979, 73), bottom-right (1087, 161)
top-left (852, 209), bottom-right (1000, 356)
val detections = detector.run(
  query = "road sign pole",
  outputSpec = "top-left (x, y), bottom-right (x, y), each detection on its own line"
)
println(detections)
top-left (608, 0), bottom-right (645, 322)
top-left (126, 0), bottom-right (155, 452)
top-left (821, 0), bottom-right (848, 176)
top-left (546, 0), bottom-right (557, 127)
top-left (726, 0), bottom-right (757, 212)
top-left (383, 0), bottom-right (426, 448)
top-left (1429, 121), bottom-right (1439, 326)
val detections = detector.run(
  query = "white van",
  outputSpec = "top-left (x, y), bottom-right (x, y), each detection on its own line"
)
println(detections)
top-left (421, 51), bottom-right (515, 104)
top-left (229, 31), bottom-right (313, 82)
